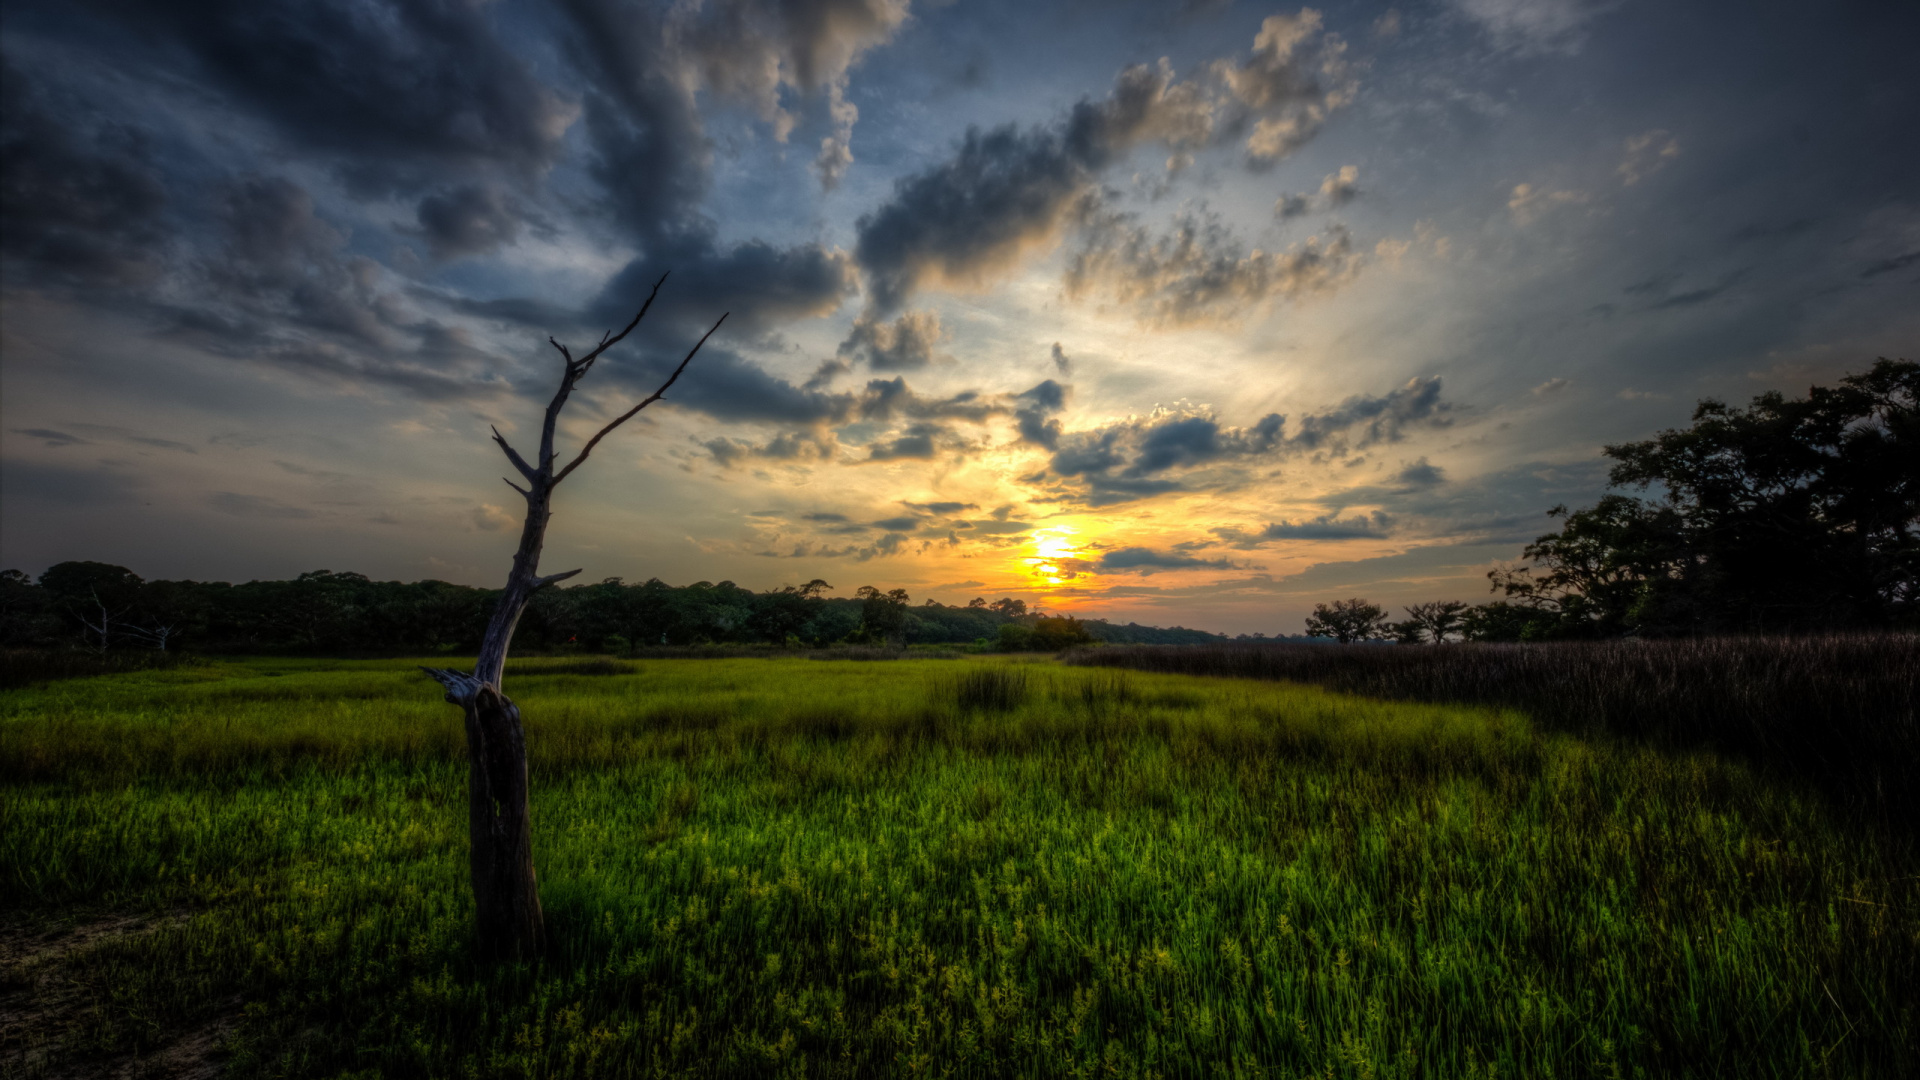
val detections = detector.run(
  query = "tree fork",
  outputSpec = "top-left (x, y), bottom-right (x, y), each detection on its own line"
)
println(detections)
top-left (424, 275), bottom-right (725, 962)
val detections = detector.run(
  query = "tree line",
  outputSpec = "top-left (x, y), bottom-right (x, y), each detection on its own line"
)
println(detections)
top-left (1301, 358), bottom-right (1918, 643)
top-left (0, 564), bottom-right (1221, 656)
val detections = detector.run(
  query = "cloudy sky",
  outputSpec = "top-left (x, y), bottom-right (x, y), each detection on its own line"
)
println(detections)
top-left (2, 0), bottom-right (1915, 634)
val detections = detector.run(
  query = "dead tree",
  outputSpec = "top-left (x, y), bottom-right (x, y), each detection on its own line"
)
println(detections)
top-left (424, 274), bottom-right (724, 962)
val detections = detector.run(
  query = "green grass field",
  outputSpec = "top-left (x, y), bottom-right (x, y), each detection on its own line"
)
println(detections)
top-left (2, 656), bottom-right (1914, 1078)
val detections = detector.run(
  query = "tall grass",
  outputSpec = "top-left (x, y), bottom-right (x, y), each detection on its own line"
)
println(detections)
top-left (1068, 635), bottom-right (1920, 824)
top-left (2, 656), bottom-right (1915, 1077)
top-left (944, 664), bottom-right (1033, 711)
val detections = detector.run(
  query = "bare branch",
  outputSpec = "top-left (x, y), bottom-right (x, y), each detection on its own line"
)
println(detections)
top-left (553, 312), bottom-right (728, 486)
top-left (568, 272), bottom-right (671, 380)
top-left (548, 337), bottom-right (572, 366)
top-left (503, 477), bottom-right (531, 499)
top-left (535, 568), bottom-right (583, 588)
top-left (491, 426), bottom-right (540, 481)
top-left (421, 666), bottom-right (489, 704)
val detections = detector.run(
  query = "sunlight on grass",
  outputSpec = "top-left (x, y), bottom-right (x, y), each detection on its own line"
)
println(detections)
top-left (2, 656), bottom-right (1914, 1077)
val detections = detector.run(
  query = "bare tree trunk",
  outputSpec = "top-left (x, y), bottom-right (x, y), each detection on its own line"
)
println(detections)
top-left (424, 667), bottom-right (545, 961)
top-left (423, 275), bottom-right (724, 964)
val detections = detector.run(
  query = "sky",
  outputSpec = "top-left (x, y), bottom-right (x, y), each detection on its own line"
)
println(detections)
top-left (2, 0), bottom-right (1916, 636)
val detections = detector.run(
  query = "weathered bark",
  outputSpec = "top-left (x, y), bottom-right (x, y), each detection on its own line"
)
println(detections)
top-left (424, 668), bottom-right (544, 961)
top-left (423, 273), bottom-right (725, 963)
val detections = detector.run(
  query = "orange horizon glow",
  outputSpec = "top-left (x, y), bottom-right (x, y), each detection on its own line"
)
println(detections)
top-left (1022, 525), bottom-right (1085, 591)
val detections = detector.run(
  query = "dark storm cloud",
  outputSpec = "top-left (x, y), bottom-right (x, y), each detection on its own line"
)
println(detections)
top-left (665, 346), bottom-right (857, 424)
top-left (855, 377), bottom-right (1014, 424)
top-left (962, 517), bottom-right (1033, 536)
top-left (853, 122), bottom-right (1092, 316)
top-left (214, 176), bottom-right (351, 290)
top-left (423, 238), bottom-right (858, 423)
top-left (556, 0), bottom-right (906, 238)
top-left (1098, 547), bottom-right (1236, 572)
top-left (0, 58), bottom-right (168, 288)
top-left (13, 429), bottom-right (89, 448)
top-left (865, 422), bottom-right (942, 460)
top-left (603, 348), bottom-right (1025, 435)
top-left (413, 185), bottom-right (524, 261)
top-left (1130, 416), bottom-right (1227, 473)
top-left (83, 0), bottom-right (576, 189)
top-left (1013, 379), bottom-right (1069, 449)
top-left (557, 0), bottom-right (713, 244)
top-left (135, 174), bottom-right (518, 402)
top-left (1033, 377), bottom-right (1453, 507)
top-left (798, 511), bottom-right (869, 536)
top-left (1286, 377), bottom-right (1451, 452)
top-left (901, 500), bottom-right (976, 515)
top-left (555, 0), bottom-right (864, 351)
top-left (1393, 458), bottom-right (1446, 488)
top-left (851, 10), bottom-right (1352, 316)
top-left (1214, 511), bottom-right (1395, 546)
top-left (592, 237), bottom-right (856, 338)
top-left (838, 310), bottom-right (944, 370)
top-left (703, 429), bottom-right (838, 468)
top-left (666, 0), bottom-right (911, 189)
top-left (1046, 409), bottom-right (1282, 488)
top-left (1068, 209), bottom-right (1359, 328)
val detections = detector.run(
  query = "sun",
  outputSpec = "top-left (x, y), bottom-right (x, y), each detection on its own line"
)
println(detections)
top-left (1023, 526), bottom-right (1084, 588)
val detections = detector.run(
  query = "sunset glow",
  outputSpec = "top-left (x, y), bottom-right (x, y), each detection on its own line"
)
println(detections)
top-left (3, 1), bottom-right (1914, 637)
top-left (1023, 527), bottom-right (1085, 589)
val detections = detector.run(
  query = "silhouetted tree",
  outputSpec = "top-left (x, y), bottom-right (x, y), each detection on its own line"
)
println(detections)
top-left (1398, 600), bottom-right (1469, 644)
top-left (39, 561), bottom-right (146, 652)
top-left (1489, 358), bottom-right (1917, 635)
top-left (0, 569), bottom-right (52, 646)
top-left (1605, 357), bottom-right (1917, 630)
top-left (1304, 598), bottom-right (1389, 644)
top-left (748, 580), bottom-right (833, 645)
top-left (1459, 600), bottom-right (1557, 643)
top-left (1029, 615), bottom-right (1095, 651)
top-left (855, 585), bottom-right (911, 645)
top-left (421, 275), bottom-right (724, 962)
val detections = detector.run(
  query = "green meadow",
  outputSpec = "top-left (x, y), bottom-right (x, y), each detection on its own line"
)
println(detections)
top-left (2, 656), bottom-right (1914, 1078)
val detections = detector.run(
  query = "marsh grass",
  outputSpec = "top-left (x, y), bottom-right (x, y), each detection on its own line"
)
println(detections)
top-left (1, 656), bottom-right (1915, 1077)
top-left (1071, 635), bottom-right (1920, 825)
top-left (945, 664), bottom-right (1033, 712)
top-left (506, 659), bottom-right (639, 677)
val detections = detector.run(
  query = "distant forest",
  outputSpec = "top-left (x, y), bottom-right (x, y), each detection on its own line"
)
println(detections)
top-left (0, 565), bottom-right (1222, 656)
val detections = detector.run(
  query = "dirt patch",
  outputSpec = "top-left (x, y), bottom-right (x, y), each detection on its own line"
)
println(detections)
top-left (0, 912), bottom-right (238, 1079)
